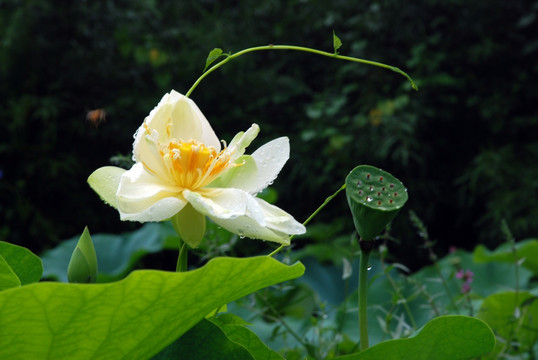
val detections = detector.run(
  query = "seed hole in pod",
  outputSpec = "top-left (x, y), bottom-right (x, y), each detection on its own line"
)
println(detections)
top-left (382, 187), bottom-right (385, 191)
top-left (389, 199), bottom-right (393, 204)
top-left (366, 173), bottom-right (371, 179)
top-left (377, 192), bottom-right (381, 196)
top-left (377, 200), bottom-right (382, 205)
top-left (394, 192), bottom-right (398, 197)
top-left (366, 196), bottom-right (373, 202)
top-left (390, 183), bottom-right (395, 188)
top-left (358, 190), bottom-right (363, 195)
top-left (357, 180), bottom-right (362, 186)
top-left (379, 176), bottom-right (383, 182)
top-left (369, 185), bottom-right (374, 191)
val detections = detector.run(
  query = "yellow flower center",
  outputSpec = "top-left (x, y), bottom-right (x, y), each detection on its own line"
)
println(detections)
top-left (161, 139), bottom-right (234, 190)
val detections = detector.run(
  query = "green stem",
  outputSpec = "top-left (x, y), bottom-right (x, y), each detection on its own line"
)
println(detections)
top-left (255, 292), bottom-right (308, 349)
top-left (186, 45), bottom-right (417, 98)
top-left (433, 262), bottom-right (459, 314)
top-left (358, 241), bottom-right (372, 350)
top-left (268, 183), bottom-right (346, 257)
top-left (176, 241), bottom-right (188, 272)
top-left (379, 243), bottom-right (417, 330)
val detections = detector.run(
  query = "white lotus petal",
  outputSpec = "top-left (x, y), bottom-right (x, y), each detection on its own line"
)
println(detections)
top-left (133, 90), bottom-right (220, 174)
top-left (184, 188), bottom-right (249, 220)
top-left (223, 137), bottom-right (290, 194)
top-left (168, 92), bottom-right (220, 148)
top-left (119, 197), bottom-right (187, 222)
top-left (190, 190), bottom-right (305, 244)
top-left (132, 127), bottom-right (172, 181)
top-left (116, 163), bottom-right (185, 220)
top-left (209, 215), bottom-right (292, 244)
top-left (253, 197), bottom-right (306, 235)
top-left (87, 166), bottom-right (126, 209)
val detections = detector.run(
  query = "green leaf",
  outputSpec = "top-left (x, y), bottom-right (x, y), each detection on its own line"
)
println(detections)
top-left (155, 313), bottom-right (284, 360)
top-left (473, 238), bottom-right (538, 275)
top-left (333, 30), bottom-right (342, 54)
top-left (211, 314), bottom-right (285, 360)
top-left (67, 227), bottom-right (98, 283)
top-left (0, 256), bottom-right (304, 360)
top-left (0, 241), bottom-right (43, 289)
top-left (153, 319), bottom-right (254, 360)
top-left (204, 48), bottom-right (224, 72)
top-left (41, 223), bottom-right (177, 282)
top-left (334, 316), bottom-right (495, 360)
top-left (477, 291), bottom-right (538, 355)
top-left (0, 255), bottom-right (21, 290)
top-left (87, 166), bottom-right (126, 209)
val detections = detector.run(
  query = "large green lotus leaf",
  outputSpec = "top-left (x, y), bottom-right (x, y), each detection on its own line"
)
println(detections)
top-left (477, 291), bottom-right (538, 355)
top-left (473, 238), bottom-right (538, 275)
top-left (41, 223), bottom-right (178, 282)
top-left (152, 319), bottom-right (254, 360)
top-left (212, 313), bottom-right (284, 360)
top-left (153, 314), bottom-right (283, 360)
top-left (0, 256), bottom-right (304, 360)
top-left (0, 241), bottom-right (43, 290)
top-left (335, 316), bottom-right (495, 360)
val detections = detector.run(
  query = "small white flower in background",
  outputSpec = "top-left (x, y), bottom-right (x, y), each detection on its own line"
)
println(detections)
top-left (88, 90), bottom-right (305, 247)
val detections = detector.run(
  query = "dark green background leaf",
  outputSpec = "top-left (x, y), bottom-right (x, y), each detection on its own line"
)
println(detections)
top-left (335, 316), bottom-right (495, 360)
top-left (0, 241), bottom-right (43, 289)
top-left (474, 239), bottom-right (538, 275)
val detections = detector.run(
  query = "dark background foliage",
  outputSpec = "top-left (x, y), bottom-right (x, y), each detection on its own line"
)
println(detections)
top-left (1, 0), bottom-right (537, 269)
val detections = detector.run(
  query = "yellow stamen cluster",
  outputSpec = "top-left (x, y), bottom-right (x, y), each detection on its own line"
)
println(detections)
top-left (161, 139), bottom-right (234, 190)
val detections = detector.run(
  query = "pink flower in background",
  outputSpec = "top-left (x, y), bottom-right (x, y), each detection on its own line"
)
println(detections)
top-left (456, 269), bottom-right (474, 293)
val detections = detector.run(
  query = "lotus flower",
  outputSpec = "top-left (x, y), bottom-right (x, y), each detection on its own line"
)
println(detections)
top-left (89, 90), bottom-right (305, 247)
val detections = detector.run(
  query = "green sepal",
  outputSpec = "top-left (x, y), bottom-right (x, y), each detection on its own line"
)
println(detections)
top-left (67, 227), bottom-right (98, 283)
top-left (171, 203), bottom-right (207, 248)
top-left (345, 165), bottom-right (408, 241)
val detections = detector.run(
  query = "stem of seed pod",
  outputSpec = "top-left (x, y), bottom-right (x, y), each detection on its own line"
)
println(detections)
top-left (358, 239), bottom-right (373, 350)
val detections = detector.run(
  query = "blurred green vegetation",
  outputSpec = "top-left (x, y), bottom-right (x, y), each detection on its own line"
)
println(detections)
top-left (1, 0), bottom-right (537, 268)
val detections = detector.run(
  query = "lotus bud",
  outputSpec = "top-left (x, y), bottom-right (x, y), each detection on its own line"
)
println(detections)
top-left (67, 227), bottom-right (98, 283)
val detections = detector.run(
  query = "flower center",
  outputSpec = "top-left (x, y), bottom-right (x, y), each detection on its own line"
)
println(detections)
top-left (161, 139), bottom-right (233, 190)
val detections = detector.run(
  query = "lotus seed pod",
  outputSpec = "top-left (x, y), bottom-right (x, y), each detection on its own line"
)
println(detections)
top-left (67, 226), bottom-right (98, 283)
top-left (345, 165), bottom-right (408, 242)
